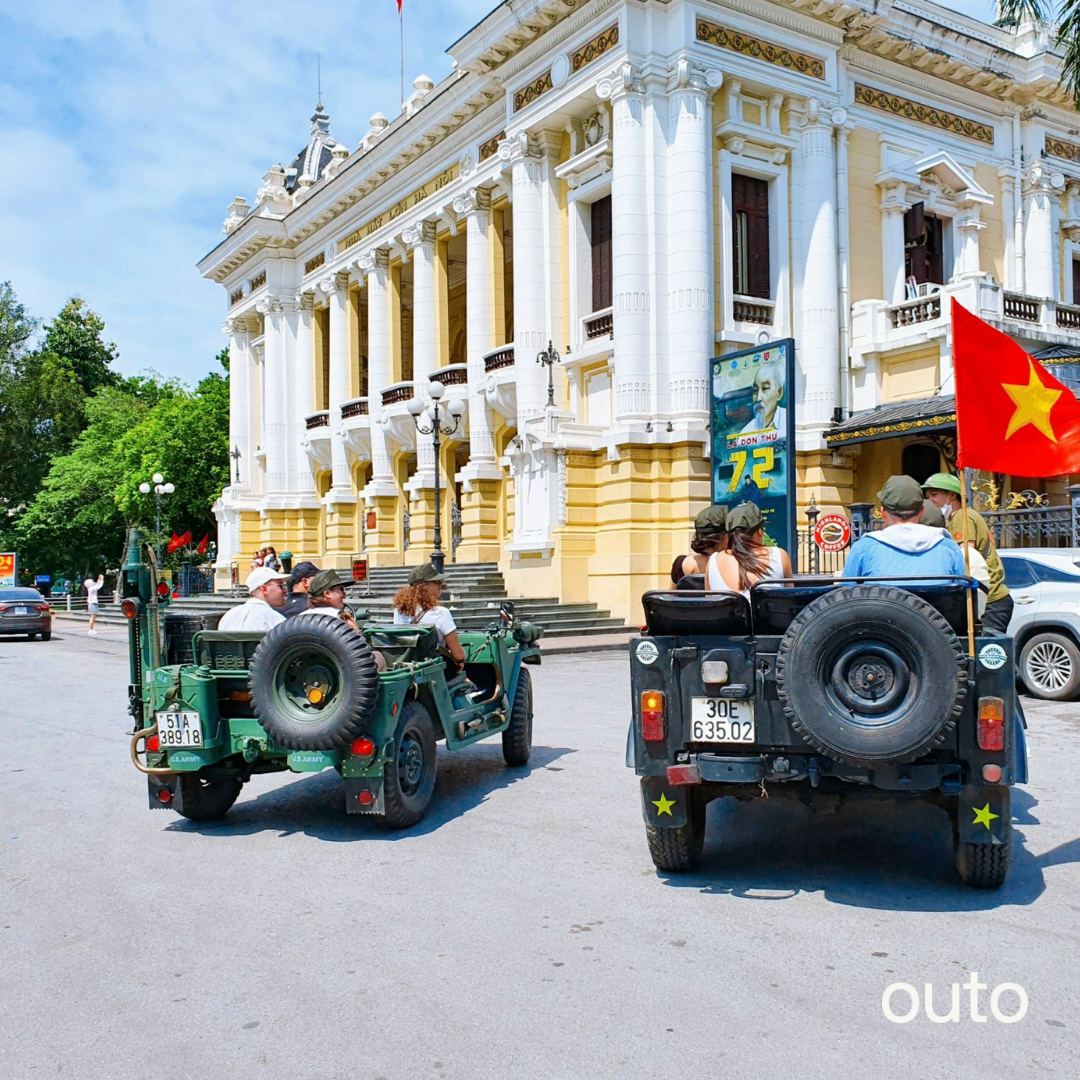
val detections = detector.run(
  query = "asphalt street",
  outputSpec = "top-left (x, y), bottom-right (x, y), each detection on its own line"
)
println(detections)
top-left (2, 624), bottom-right (1079, 1079)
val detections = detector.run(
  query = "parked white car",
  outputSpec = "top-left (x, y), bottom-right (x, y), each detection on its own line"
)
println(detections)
top-left (1000, 548), bottom-right (1080, 700)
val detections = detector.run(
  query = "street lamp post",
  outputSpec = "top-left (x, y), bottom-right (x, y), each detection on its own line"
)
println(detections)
top-left (407, 381), bottom-right (465, 574)
top-left (536, 340), bottom-right (561, 408)
top-left (138, 472), bottom-right (175, 564)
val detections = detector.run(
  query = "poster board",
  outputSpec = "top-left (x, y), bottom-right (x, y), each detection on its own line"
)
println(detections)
top-left (710, 339), bottom-right (797, 567)
top-left (0, 553), bottom-right (16, 588)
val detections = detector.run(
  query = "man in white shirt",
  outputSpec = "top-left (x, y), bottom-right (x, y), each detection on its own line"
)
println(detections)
top-left (218, 566), bottom-right (289, 631)
top-left (84, 574), bottom-right (104, 636)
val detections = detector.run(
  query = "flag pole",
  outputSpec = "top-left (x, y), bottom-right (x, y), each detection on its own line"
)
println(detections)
top-left (399, 2), bottom-right (405, 113)
top-left (959, 469), bottom-right (976, 658)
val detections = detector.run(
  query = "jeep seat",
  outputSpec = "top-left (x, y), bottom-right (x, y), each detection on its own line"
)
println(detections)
top-left (362, 624), bottom-right (441, 667)
top-left (642, 591), bottom-right (751, 637)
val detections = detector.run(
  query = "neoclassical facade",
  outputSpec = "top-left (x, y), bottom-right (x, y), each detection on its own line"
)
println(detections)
top-left (201, 0), bottom-right (1080, 621)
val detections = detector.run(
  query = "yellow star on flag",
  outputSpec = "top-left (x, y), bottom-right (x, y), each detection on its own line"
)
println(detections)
top-left (1002, 358), bottom-right (1062, 442)
top-left (652, 792), bottom-right (675, 817)
top-left (972, 803), bottom-right (999, 830)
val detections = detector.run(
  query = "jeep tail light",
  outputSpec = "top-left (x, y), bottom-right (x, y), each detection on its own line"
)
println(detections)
top-left (351, 736), bottom-right (376, 757)
top-left (121, 598), bottom-right (139, 619)
top-left (146, 735), bottom-right (160, 752)
top-left (157, 788), bottom-right (172, 804)
top-left (641, 691), bottom-right (666, 741)
top-left (977, 696), bottom-right (1005, 752)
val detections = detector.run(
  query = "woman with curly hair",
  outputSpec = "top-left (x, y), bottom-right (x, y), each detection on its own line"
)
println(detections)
top-left (392, 562), bottom-right (467, 672)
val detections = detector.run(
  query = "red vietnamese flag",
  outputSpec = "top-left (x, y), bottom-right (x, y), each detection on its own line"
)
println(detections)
top-left (396, 0), bottom-right (402, 9)
top-left (197, 534), bottom-right (209, 554)
top-left (952, 298), bottom-right (1080, 476)
top-left (167, 530), bottom-right (192, 554)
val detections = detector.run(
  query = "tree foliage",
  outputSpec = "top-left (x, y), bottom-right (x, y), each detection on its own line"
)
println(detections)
top-left (997, 2), bottom-right (1080, 105)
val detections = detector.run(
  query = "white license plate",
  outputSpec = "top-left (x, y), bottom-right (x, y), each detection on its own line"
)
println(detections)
top-left (16, 607), bottom-right (29, 615)
top-left (155, 711), bottom-right (203, 748)
top-left (690, 698), bottom-right (755, 743)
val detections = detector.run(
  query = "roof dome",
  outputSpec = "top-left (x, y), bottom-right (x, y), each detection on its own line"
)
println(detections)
top-left (286, 102), bottom-right (336, 192)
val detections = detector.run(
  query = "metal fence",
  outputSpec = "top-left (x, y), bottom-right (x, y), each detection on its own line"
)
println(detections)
top-left (178, 563), bottom-right (215, 597)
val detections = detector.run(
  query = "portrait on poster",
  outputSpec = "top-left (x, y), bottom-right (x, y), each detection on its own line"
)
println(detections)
top-left (710, 340), bottom-right (796, 559)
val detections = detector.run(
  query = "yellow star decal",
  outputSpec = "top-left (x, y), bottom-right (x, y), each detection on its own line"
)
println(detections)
top-left (1003, 358), bottom-right (1062, 442)
top-left (972, 803), bottom-right (999, 830)
top-left (652, 792), bottom-right (675, 817)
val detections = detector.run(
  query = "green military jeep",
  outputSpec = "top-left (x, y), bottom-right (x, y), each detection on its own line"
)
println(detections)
top-left (123, 533), bottom-right (542, 827)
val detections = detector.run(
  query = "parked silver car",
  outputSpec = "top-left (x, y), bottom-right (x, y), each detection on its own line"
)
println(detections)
top-left (999, 548), bottom-right (1080, 700)
top-left (0, 588), bottom-right (52, 641)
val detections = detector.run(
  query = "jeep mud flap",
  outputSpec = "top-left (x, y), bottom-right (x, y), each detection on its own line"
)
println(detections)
top-left (344, 776), bottom-right (386, 815)
top-left (147, 774), bottom-right (178, 810)
top-left (955, 784), bottom-right (1011, 847)
top-left (640, 776), bottom-right (689, 829)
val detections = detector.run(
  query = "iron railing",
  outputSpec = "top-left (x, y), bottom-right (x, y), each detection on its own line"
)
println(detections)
top-left (451, 501), bottom-right (462, 561)
top-left (178, 563), bottom-right (215, 597)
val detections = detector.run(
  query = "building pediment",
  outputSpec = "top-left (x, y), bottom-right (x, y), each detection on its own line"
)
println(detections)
top-left (876, 149), bottom-right (992, 207)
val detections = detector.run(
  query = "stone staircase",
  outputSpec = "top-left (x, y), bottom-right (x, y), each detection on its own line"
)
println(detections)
top-left (54, 562), bottom-right (634, 641)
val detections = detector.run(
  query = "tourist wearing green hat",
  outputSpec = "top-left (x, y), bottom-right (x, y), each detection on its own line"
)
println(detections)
top-left (392, 562), bottom-right (467, 672)
top-left (842, 475), bottom-right (967, 582)
top-left (670, 505), bottom-right (728, 586)
top-left (705, 501), bottom-right (792, 595)
top-left (922, 472), bottom-right (1012, 633)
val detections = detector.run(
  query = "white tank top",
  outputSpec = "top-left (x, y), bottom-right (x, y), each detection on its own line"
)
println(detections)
top-left (706, 548), bottom-right (784, 597)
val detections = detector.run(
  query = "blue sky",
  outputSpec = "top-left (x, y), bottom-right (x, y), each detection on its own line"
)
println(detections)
top-left (0, 0), bottom-right (1005, 385)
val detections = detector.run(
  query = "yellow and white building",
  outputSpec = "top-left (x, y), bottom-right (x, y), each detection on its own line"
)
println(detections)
top-left (200, 0), bottom-right (1080, 622)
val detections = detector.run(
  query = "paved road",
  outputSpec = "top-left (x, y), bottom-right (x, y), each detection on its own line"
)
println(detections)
top-left (2, 626), bottom-right (1078, 1079)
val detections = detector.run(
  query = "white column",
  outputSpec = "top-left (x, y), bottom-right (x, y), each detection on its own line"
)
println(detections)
top-left (880, 187), bottom-right (907, 305)
top-left (255, 295), bottom-right (288, 494)
top-left (601, 64), bottom-right (651, 422)
top-left (1023, 163), bottom-right (1065, 299)
top-left (665, 59), bottom-right (721, 419)
top-left (454, 186), bottom-right (500, 471)
top-left (223, 317), bottom-right (252, 491)
top-left (319, 271), bottom-right (355, 502)
top-left (358, 248), bottom-right (396, 494)
top-left (795, 100), bottom-right (844, 433)
top-left (291, 290), bottom-right (317, 493)
top-left (403, 220), bottom-right (438, 480)
top-left (954, 212), bottom-right (985, 278)
top-left (501, 132), bottom-right (548, 425)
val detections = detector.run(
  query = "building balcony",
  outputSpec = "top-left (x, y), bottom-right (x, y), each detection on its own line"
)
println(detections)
top-left (483, 343), bottom-right (516, 420)
top-left (340, 397), bottom-right (370, 464)
top-left (852, 276), bottom-right (1080, 365)
top-left (569, 307), bottom-right (614, 366)
top-left (301, 411), bottom-right (332, 469)
top-left (376, 381), bottom-right (417, 449)
top-left (434, 363), bottom-right (468, 389)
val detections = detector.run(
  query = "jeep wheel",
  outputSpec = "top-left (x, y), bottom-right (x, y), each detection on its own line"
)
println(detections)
top-left (382, 700), bottom-right (437, 829)
top-left (249, 616), bottom-right (380, 750)
top-left (776, 585), bottom-right (967, 767)
top-left (953, 791), bottom-right (1012, 889)
top-left (1019, 632), bottom-right (1080, 701)
top-left (502, 667), bottom-right (533, 767)
top-left (645, 790), bottom-right (706, 873)
top-left (175, 774), bottom-right (243, 821)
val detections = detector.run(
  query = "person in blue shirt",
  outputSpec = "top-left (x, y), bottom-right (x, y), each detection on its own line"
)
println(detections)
top-left (842, 475), bottom-right (967, 582)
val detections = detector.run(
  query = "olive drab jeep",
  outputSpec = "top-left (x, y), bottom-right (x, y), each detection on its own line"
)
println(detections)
top-left (122, 531), bottom-right (542, 828)
top-left (630, 576), bottom-right (1027, 888)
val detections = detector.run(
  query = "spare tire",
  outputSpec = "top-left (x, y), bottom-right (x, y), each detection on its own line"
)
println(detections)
top-left (775, 585), bottom-right (967, 767)
top-left (249, 616), bottom-right (380, 750)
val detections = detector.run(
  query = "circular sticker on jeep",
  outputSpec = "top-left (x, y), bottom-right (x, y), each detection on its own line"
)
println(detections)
top-left (636, 640), bottom-right (659, 665)
top-left (979, 643), bottom-right (1007, 670)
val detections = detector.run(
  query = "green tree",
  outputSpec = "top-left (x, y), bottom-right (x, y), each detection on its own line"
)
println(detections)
top-left (40, 297), bottom-right (119, 397)
top-left (0, 281), bottom-right (36, 361)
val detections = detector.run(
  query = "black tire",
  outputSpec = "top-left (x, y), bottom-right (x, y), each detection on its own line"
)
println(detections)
top-left (40, 632), bottom-right (51, 642)
top-left (1019, 632), bottom-right (1080, 701)
top-left (645, 789), bottom-right (705, 873)
top-left (502, 667), bottom-right (533, 767)
top-left (249, 616), bottom-right (380, 750)
top-left (175, 774), bottom-right (243, 821)
top-left (382, 700), bottom-right (437, 829)
top-left (953, 791), bottom-right (1011, 888)
top-left (776, 585), bottom-right (967, 767)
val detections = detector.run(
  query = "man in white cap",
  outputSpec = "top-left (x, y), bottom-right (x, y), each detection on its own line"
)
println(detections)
top-left (217, 566), bottom-right (289, 631)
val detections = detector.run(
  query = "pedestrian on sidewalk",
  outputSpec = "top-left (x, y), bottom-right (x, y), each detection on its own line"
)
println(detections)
top-left (84, 573), bottom-right (104, 635)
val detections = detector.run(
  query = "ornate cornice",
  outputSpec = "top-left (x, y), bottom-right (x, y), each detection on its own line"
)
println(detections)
top-left (853, 83), bottom-right (995, 144)
top-left (696, 17), bottom-right (825, 81)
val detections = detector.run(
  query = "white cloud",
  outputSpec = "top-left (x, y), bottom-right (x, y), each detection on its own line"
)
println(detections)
top-left (0, 0), bottom-right (496, 383)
